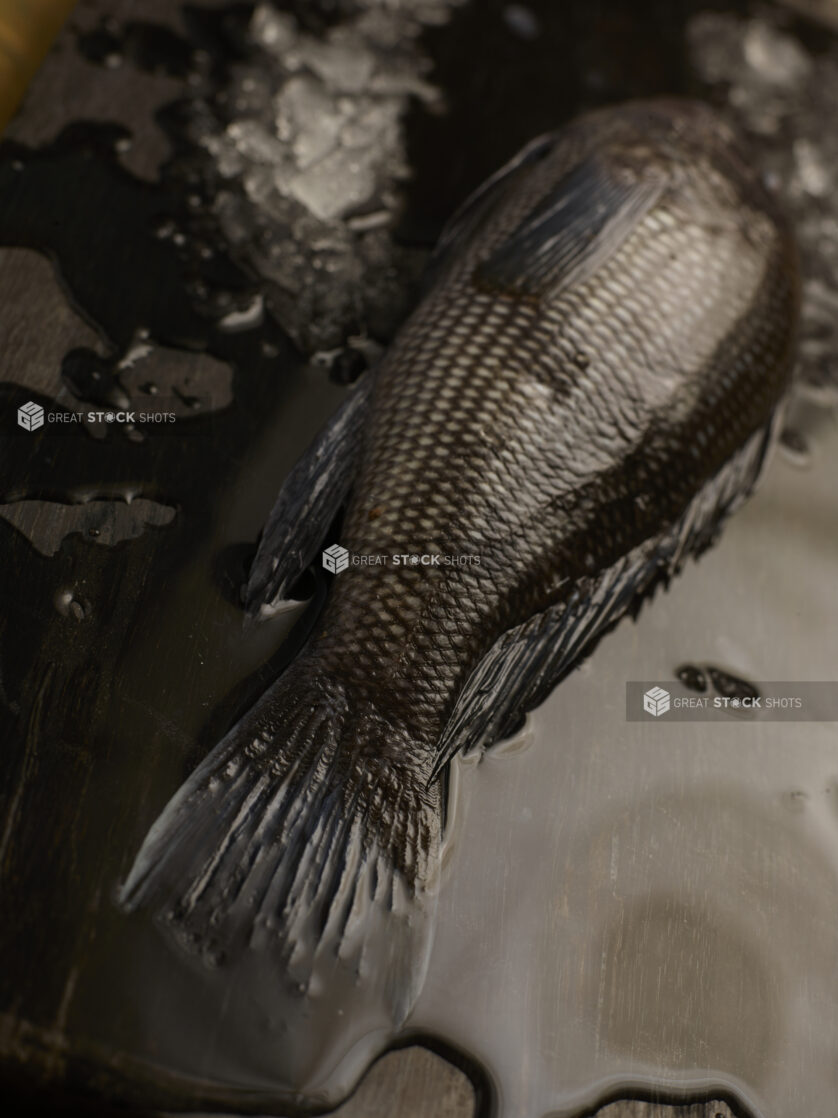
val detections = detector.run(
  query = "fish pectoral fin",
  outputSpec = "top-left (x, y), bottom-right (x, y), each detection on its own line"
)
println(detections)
top-left (119, 663), bottom-right (440, 1029)
top-left (430, 415), bottom-right (779, 782)
top-left (473, 154), bottom-right (666, 300)
top-left (244, 373), bottom-right (374, 616)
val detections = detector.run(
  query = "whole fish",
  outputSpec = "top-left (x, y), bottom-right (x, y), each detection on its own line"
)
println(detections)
top-left (120, 99), bottom-right (798, 1068)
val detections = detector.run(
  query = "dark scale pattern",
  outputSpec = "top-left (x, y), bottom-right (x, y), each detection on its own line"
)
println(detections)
top-left (121, 101), bottom-right (799, 1030)
top-left (309, 99), bottom-right (798, 764)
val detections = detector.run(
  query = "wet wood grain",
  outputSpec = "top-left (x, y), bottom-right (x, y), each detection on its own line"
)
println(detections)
top-left (0, 3), bottom-right (755, 1117)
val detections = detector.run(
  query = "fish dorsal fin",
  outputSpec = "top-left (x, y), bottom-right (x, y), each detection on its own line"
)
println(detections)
top-left (423, 133), bottom-right (556, 288)
top-left (473, 153), bottom-right (667, 300)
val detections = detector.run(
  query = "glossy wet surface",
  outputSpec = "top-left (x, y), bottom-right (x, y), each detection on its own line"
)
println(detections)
top-left (1, 2), bottom-right (837, 1116)
top-left (414, 394), bottom-right (838, 1117)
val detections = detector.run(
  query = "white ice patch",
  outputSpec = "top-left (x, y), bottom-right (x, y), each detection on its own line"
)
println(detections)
top-left (197, 1), bottom-right (466, 351)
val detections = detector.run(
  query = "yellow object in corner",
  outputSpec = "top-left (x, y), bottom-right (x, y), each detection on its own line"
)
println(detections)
top-left (0, 0), bottom-right (78, 133)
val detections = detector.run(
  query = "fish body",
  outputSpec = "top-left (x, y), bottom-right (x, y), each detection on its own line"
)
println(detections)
top-left (311, 100), bottom-right (797, 754)
top-left (121, 99), bottom-right (798, 1090)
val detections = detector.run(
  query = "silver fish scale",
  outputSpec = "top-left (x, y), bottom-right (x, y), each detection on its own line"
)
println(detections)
top-left (307, 100), bottom-right (797, 766)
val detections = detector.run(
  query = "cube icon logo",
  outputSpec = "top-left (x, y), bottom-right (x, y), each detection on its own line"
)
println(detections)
top-left (322, 544), bottom-right (349, 574)
top-left (643, 686), bottom-right (671, 717)
top-left (18, 401), bottom-right (44, 431)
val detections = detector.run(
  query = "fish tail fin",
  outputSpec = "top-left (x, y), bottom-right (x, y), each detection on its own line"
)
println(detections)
top-left (118, 663), bottom-right (440, 1025)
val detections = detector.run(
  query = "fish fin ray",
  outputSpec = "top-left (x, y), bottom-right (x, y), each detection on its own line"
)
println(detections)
top-left (244, 374), bottom-right (374, 615)
top-left (431, 417), bottom-right (779, 779)
top-left (423, 133), bottom-right (556, 289)
top-left (119, 665), bottom-right (440, 1023)
top-left (473, 154), bottom-right (666, 300)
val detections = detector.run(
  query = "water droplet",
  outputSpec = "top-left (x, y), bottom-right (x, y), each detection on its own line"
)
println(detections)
top-left (707, 666), bottom-right (761, 704)
top-left (780, 426), bottom-right (811, 467)
top-left (573, 351), bottom-right (590, 369)
top-left (677, 664), bottom-right (708, 693)
top-left (784, 789), bottom-right (809, 813)
top-left (55, 590), bottom-right (89, 621)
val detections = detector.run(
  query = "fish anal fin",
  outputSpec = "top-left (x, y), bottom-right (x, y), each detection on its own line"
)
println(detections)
top-left (431, 416), bottom-right (778, 781)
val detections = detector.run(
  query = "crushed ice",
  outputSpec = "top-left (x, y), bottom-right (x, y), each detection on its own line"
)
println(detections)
top-left (690, 10), bottom-right (838, 401)
top-left (199, 0), bottom-right (466, 352)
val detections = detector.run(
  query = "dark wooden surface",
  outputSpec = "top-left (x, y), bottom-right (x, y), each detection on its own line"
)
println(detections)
top-left (0, 2), bottom-right (777, 1115)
